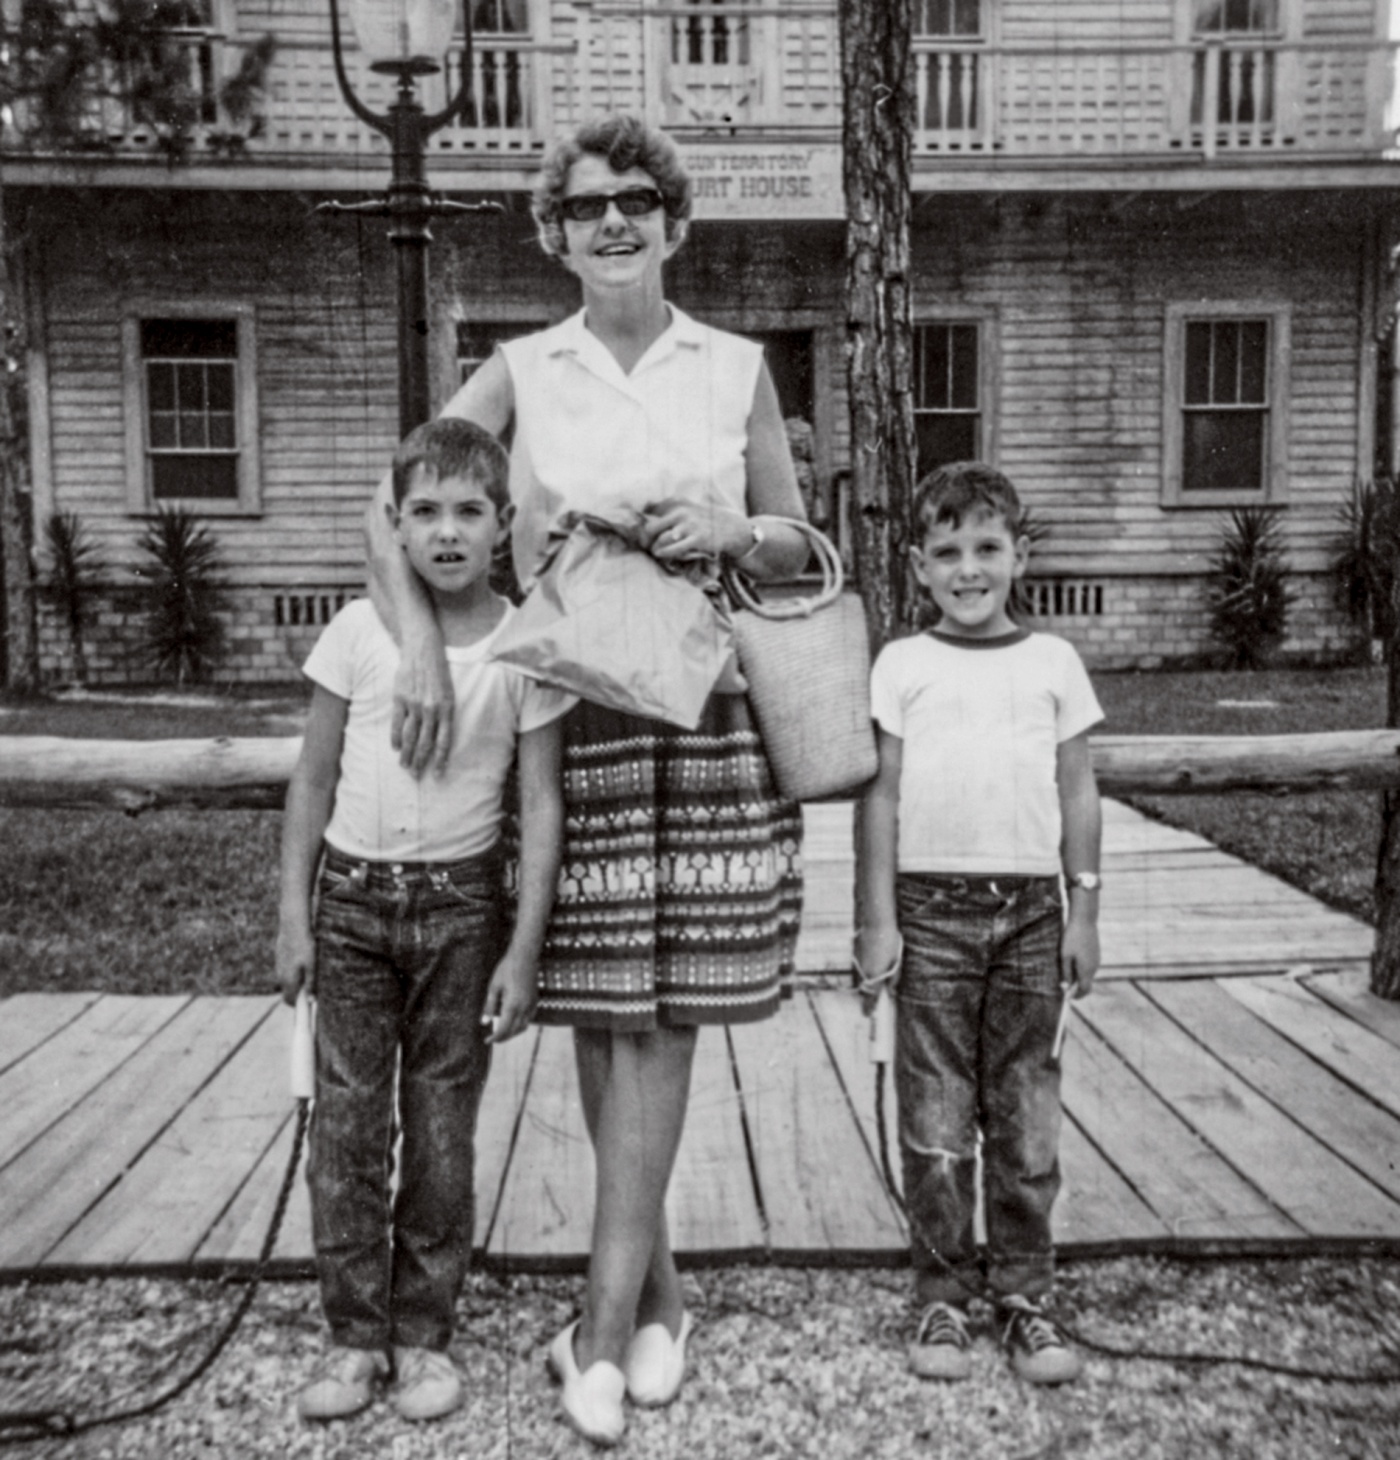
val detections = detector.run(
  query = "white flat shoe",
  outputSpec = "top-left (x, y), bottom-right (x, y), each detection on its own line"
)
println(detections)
top-left (623, 1310), bottom-right (693, 1407)
top-left (547, 1320), bottom-right (626, 1447)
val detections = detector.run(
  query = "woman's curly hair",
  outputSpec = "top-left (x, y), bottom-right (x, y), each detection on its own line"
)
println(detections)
top-left (532, 114), bottom-right (693, 258)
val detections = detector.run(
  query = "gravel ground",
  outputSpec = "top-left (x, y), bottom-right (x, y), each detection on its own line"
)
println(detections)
top-left (1, 1258), bottom-right (1398, 1460)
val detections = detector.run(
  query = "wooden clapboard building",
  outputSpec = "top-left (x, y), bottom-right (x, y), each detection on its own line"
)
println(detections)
top-left (9, 0), bottom-right (1400, 681)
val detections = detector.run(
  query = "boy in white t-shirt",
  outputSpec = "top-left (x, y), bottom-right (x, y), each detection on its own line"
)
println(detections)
top-left (277, 419), bottom-right (572, 1424)
top-left (857, 461), bottom-right (1103, 1388)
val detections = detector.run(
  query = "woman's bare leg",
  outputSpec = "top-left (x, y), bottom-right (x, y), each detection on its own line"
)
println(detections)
top-left (572, 1025), bottom-right (698, 1370)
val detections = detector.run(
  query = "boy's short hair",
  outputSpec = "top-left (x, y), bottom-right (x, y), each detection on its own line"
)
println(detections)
top-left (913, 461), bottom-right (1023, 537)
top-left (392, 418), bottom-right (509, 511)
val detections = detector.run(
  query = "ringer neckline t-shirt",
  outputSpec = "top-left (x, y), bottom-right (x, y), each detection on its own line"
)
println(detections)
top-left (869, 629), bottom-right (1103, 876)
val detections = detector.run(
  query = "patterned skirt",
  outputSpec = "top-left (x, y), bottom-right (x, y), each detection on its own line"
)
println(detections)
top-left (534, 693), bottom-right (804, 1031)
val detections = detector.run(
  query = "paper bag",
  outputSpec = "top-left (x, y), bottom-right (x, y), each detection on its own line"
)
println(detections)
top-left (489, 511), bottom-right (734, 729)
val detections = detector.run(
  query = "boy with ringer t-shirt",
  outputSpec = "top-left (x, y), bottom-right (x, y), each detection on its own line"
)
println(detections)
top-left (856, 460), bottom-right (1103, 1388)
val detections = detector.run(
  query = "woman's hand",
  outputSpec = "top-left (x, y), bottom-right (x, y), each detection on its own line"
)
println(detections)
top-left (640, 499), bottom-right (752, 565)
top-left (391, 619), bottom-right (455, 775)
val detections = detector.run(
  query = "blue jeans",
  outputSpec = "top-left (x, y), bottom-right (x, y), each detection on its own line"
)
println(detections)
top-left (309, 843), bottom-right (503, 1351)
top-left (895, 873), bottom-right (1064, 1307)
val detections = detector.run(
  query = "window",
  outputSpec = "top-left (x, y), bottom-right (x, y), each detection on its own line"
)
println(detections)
top-left (454, 0), bottom-right (530, 129)
top-left (914, 322), bottom-right (982, 475)
top-left (1163, 303), bottom-right (1289, 506)
top-left (123, 308), bottom-right (260, 513)
top-left (456, 320), bottom-right (539, 387)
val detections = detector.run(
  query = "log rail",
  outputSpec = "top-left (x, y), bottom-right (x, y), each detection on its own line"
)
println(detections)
top-left (2, 731), bottom-right (1399, 812)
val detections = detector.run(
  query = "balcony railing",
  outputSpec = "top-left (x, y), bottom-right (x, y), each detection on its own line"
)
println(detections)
top-left (4, 14), bottom-right (1395, 169)
top-left (913, 38), bottom-right (1396, 159)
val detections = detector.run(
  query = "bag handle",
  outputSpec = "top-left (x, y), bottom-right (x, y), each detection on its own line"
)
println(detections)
top-left (723, 517), bottom-right (844, 621)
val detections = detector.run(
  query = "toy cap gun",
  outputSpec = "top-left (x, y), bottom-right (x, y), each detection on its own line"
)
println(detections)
top-left (290, 989), bottom-right (316, 1101)
top-left (853, 935), bottom-right (902, 1066)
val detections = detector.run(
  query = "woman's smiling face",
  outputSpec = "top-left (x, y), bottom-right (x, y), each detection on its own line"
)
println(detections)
top-left (558, 156), bottom-right (682, 294)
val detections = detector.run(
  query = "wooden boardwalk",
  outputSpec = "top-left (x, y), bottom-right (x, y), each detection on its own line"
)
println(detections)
top-left (0, 800), bottom-right (1395, 1276)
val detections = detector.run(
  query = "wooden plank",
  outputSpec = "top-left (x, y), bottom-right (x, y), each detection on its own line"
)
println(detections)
top-left (1077, 982), bottom-right (1400, 1237)
top-left (1144, 979), bottom-right (1400, 1207)
top-left (0, 992), bottom-right (101, 1076)
top-left (807, 987), bottom-right (888, 1160)
top-left (1305, 967), bottom-right (1400, 1050)
top-left (1056, 1113), bottom-right (1169, 1247)
top-left (487, 1027), bottom-right (592, 1262)
top-left (1063, 1021), bottom-right (1301, 1240)
top-left (728, 996), bottom-right (904, 1257)
top-left (666, 1027), bottom-right (765, 1259)
top-left (45, 1004), bottom-right (295, 1266)
top-left (196, 1106), bottom-right (312, 1266)
top-left (0, 997), bottom-right (273, 1270)
top-left (1222, 975), bottom-right (1400, 1122)
top-left (0, 994), bottom-right (188, 1171)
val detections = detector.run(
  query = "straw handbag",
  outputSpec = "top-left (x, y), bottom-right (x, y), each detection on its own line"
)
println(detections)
top-left (724, 519), bottom-right (878, 803)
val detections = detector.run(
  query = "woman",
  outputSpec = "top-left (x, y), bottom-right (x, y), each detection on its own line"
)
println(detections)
top-left (370, 114), bottom-right (809, 1446)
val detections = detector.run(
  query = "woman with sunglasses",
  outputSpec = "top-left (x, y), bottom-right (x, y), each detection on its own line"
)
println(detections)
top-left (369, 114), bottom-right (810, 1446)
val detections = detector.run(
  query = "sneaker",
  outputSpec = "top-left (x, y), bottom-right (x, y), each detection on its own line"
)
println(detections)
top-left (909, 1302), bottom-right (973, 1381)
top-left (999, 1296), bottom-right (1083, 1385)
top-left (297, 1345), bottom-right (390, 1420)
top-left (393, 1346), bottom-right (464, 1421)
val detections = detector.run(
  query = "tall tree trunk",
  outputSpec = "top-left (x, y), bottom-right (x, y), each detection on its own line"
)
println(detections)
top-left (0, 170), bottom-right (38, 696)
top-left (1372, 573), bottom-right (1400, 997)
top-left (840, 0), bottom-right (919, 649)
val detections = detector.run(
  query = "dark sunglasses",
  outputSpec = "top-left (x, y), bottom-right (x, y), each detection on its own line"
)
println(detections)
top-left (559, 187), bottom-right (665, 223)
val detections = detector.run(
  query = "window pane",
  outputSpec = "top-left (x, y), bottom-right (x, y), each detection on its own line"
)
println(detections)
top-left (916, 414), bottom-right (979, 477)
top-left (1184, 322), bottom-right (1213, 404)
top-left (176, 362), bottom-right (208, 414)
top-left (918, 326), bottom-right (951, 409)
top-left (152, 454), bottom-right (238, 499)
top-left (1183, 410), bottom-right (1264, 491)
top-left (149, 411), bottom-right (177, 449)
top-left (950, 325), bottom-right (978, 409)
top-left (148, 361), bottom-right (175, 412)
top-left (206, 362), bottom-right (234, 413)
top-left (1239, 321), bottom-right (1268, 403)
top-left (178, 412), bottom-right (209, 449)
top-left (915, 0), bottom-right (981, 38)
top-left (141, 318), bottom-right (236, 358)
top-left (208, 413), bottom-right (235, 449)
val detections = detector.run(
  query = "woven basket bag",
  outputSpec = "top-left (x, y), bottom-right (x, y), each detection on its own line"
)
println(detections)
top-left (724, 519), bottom-right (878, 803)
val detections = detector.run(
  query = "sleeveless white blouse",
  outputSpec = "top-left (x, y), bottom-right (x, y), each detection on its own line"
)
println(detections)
top-left (499, 307), bottom-right (762, 587)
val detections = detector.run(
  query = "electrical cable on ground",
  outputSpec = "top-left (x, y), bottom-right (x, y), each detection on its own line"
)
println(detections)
top-left (872, 1063), bottom-right (1400, 1387)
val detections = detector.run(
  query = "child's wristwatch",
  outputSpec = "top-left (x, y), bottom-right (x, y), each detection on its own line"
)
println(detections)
top-left (1067, 871), bottom-right (1102, 892)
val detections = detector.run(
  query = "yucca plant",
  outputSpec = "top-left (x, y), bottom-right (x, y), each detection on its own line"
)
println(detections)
top-left (43, 512), bottom-right (104, 683)
top-left (1208, 506), bottom-right (1294, 669)
top-left (134, 509), bottom-right (227, 685)
top-left (1329, 477), bottom-right (1400, 656)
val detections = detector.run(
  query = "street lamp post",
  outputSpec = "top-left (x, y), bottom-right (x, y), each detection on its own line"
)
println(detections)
top-left (320, 0), bottom-right (500, 437)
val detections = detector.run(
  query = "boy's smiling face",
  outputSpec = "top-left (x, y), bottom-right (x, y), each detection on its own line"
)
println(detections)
top-left (911, 506), bottom-right (1029, 639)
top-left (392, 465), bottom-right (509, 604)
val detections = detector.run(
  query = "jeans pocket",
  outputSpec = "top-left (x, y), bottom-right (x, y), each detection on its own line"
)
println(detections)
top-left (896, 878), bottom-right (959, 925)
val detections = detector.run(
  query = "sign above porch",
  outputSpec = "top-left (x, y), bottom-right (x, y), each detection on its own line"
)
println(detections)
top-left (679, 143), bottom-right (842, 221)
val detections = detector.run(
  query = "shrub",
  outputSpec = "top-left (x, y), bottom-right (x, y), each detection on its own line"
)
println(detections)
top-left (1329, 477), bottom-right (1400, 654)
top-left (43, 512), bottom-right (104, 683)
top-left (134, 509), bottom-right (228, 685)
top-left (1208, 506), bottom-right (1294, 669)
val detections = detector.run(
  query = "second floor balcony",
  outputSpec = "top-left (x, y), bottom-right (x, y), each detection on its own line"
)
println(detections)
top-left (6, 4), bottom-right (1397, 184)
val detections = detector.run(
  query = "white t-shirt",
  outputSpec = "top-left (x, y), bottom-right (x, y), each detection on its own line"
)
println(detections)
top-left (497, 307), bottom-right (761, 587)
top-left (869, 629), bottom-right (1103, 876)
top-left (303, 598), bottom-right (576, 863)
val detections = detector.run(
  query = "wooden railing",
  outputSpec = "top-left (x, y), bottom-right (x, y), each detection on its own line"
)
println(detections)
top-left (7, 19), bottom-right (1392, 166)
top-left (2, 731), bottom-right (1399, 813)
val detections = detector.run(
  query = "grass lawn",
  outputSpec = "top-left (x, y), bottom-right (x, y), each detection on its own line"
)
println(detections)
top-left (0, 667), bottom-right (1389, 996)
top-left (1095, 664), bottom-right (1387, 924)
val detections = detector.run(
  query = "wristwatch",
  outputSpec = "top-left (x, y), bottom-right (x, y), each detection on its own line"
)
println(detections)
top-left (737, 518), bottom-right (766, 562)
top-left (1068, 871), bottom-right (1102, 892)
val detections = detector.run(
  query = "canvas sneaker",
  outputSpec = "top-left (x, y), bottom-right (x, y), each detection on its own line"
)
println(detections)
top-left (909, 1301), bottom-right (973, 1381)
top-left (393, 1346), bottom-right (464, 1421)
top-left (999, 1295), bottom-right (1083, 1385)
top-left (297, 1345), bottom-right (390, 1420)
